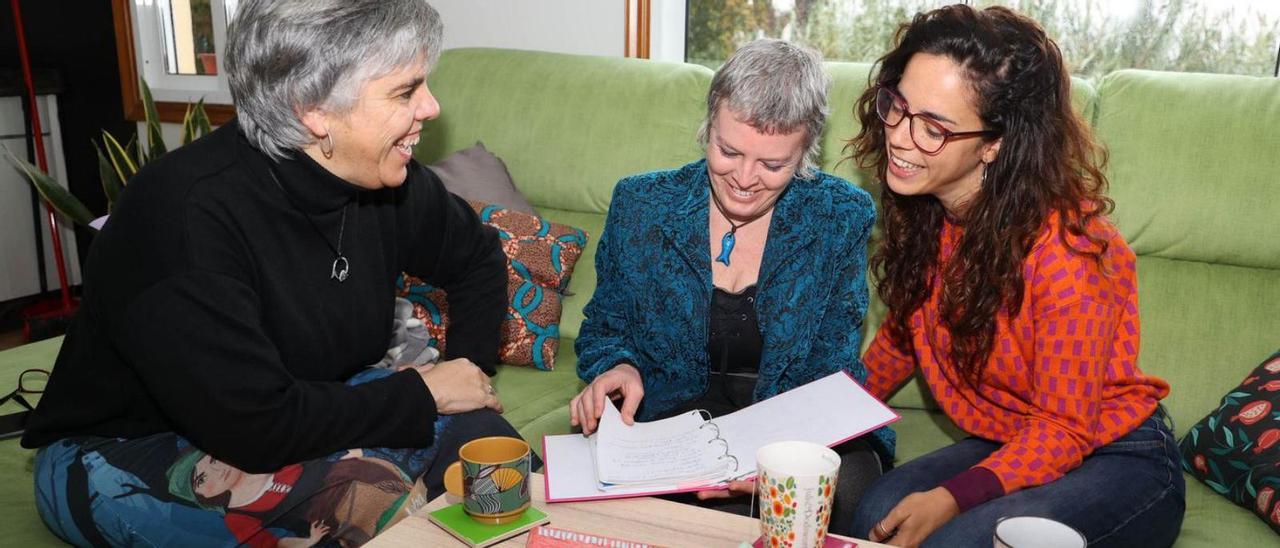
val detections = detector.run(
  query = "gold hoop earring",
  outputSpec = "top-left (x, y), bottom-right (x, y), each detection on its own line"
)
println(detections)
top-left (319, 133), bottom-right (334, 159)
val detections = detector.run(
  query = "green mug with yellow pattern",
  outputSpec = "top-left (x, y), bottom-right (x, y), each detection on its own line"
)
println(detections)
top-left (443, 436), bottom-right (531, 525)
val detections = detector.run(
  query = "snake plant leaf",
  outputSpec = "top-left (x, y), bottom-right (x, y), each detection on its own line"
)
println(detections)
top-left (140, 78), bottom-right (167, 161)
top-left (2, 145), bottom-right (95, 226)
top-left (181, 106), bottom-right (197, 146)
top-left (193, 99), bottom-right (212, 137)
top-left (94, 143), bottom-right (123, 212)
top-left (102, 130), bottom-right (139, 183)
top-left (179, 100), bottom-right (213, 145)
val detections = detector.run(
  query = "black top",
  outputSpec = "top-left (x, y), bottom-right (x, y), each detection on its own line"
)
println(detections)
top-left (696, 285), bottom-right (763, 418)
top-left (22, 121), bottom-right (508, 473)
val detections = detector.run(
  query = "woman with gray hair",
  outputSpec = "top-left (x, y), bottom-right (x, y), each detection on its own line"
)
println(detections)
top-left (571, 39), bottom-right (894, 527)
top-left (22, 1), bottom-right (529, 545)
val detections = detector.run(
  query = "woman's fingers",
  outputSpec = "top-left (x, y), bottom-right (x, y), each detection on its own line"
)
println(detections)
top-left (870, 504), bottom-right (908, 543)
top-left (569, 392), bottom-right (582, 425)
top-left (617, 381), bottom-right (643, 425)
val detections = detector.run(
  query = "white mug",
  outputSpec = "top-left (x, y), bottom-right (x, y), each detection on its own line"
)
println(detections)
top-left (994, 516), bottom-right (1086, 548)
top-left (756, 441), bottom-right (841, 548)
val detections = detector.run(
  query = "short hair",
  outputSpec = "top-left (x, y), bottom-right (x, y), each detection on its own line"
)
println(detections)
top-left (225, 0), bottom-right (444, 160)
top-left (697, 39), bottom-right (831, 179)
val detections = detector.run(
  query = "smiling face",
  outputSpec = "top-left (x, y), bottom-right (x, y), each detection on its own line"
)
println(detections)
top-left (301, 63), bottom-right (440, 189)
top-left (705, 107), bottom-right (807, 223)
top-left (883, 53), bottom-right (1001, 214)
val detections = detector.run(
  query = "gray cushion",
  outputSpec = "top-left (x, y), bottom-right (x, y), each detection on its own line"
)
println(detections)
top-left (428, 141), bottom-right (536, 214)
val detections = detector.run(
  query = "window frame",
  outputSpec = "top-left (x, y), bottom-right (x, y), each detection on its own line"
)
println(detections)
top-left (112, 0), bottom-right (236, 124)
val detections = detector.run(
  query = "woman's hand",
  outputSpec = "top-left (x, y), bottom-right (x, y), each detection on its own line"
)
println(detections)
top-left (695, 479), bottom-right (755, 500)
top-left (417, 358), bottom-right (503, 415)
top-left (570, 362), bottom-right (643, 435)
top-left (868, 487), bottom-right (960, 547)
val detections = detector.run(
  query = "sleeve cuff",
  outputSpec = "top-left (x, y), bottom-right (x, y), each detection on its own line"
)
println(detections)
top-left (940, 466), bottom-right (1005, 512)
top-left (394, 367), bottom-right (439, 445)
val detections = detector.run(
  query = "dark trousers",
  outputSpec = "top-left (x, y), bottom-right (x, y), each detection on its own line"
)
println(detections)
top-left (850, 408), bottom-right (1186, 547)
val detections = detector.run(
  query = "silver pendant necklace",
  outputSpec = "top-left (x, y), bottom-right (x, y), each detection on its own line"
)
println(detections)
top-left (267, 165), bottom-right (352, 283)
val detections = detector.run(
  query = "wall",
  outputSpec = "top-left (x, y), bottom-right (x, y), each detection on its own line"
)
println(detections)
top-left (432, 0), bottom-right (625, 57)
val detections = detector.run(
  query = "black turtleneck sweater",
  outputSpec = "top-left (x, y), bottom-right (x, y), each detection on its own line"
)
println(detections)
top-left (22, 121), bottom-right (507, 473)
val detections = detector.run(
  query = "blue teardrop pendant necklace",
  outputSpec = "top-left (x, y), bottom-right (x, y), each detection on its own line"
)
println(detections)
top-left (710, 183), bottom-right (770, 267)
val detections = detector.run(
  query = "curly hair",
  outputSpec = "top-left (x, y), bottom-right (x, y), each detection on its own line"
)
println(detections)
top-left (848, 5), bottom-right (1113, 385)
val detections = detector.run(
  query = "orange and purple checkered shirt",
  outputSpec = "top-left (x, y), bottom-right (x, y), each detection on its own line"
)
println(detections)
top-left (863, 214), bottom-right (1169, 509)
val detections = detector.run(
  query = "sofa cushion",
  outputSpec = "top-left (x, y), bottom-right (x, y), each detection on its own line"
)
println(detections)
top-left (1177, 477), bottom-right (1280, 547)
top-left (1179, 350), bottom-right (1280, 534)
top-left (492, 340), bottom-right (584, 464)
top-left (0, 337), bottom-right (61, 546)
top-left (399, 202), bottom-right (588, 371)
top-left (535, 207), bottom-right (607, 342)
top-left (416, 48), bottom-right (711, 215)
top-left (429, 141), bottom-right (537, 214)
top-left (1131, 256), bottom-right (1280, 437)
top-left (1095, 70), bottom-right (1280, 271)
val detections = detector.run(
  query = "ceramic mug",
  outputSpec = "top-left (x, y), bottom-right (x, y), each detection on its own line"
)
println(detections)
top-left (994, 516), bottom-right (1087, 548)
top-left (443, 436), bottom-right (532, 525)
top-left (756, 441), bottom-right (841, 548)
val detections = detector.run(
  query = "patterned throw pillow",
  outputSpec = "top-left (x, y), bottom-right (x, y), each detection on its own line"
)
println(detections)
top-left (396, 202), bottom-right (588, 371)
top-left (1179, 349), bottom-right (1280, 533)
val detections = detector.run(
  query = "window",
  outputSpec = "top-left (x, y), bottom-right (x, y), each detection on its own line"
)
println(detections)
top-left (113, 0), bottom-right (238, 123)
top-left (686, 0), bottom-right (1280, 79)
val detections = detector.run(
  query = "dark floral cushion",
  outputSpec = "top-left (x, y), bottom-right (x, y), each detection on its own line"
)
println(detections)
top-left (396, 202), bottom-right (588, 371)
top-left (1180, 349), bottom-right (1280, 533)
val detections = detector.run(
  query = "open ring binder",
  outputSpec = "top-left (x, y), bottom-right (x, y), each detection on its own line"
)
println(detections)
top-left (544, 371), bottom-right (902, 502)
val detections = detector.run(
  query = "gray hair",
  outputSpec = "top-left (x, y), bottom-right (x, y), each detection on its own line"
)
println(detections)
top-left (698, 39), bottom-right (831, 179)
top-left (225, 0), bottom-right (444, 160)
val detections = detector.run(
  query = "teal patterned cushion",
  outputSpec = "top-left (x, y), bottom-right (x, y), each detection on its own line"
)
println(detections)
top-left (397, 202), bottom-right (588, 371)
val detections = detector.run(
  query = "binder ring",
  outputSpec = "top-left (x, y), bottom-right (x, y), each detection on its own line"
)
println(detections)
top-left (699, 421), bottom-right (721, 437)
top-left (719, 453), bottom-right (740, 472)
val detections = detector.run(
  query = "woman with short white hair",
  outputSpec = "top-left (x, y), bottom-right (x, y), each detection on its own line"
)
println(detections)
top-left (23, 1), bottom-right (526, 545)
top-left (571, 39), bottom-right (894, 531)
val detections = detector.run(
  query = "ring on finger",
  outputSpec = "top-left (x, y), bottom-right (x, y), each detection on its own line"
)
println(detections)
top-left (875, 522), bottom-right (889, 537)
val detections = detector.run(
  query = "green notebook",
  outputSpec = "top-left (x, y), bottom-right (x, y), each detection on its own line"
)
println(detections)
top-left (427, 503), bottom-right (550, 547)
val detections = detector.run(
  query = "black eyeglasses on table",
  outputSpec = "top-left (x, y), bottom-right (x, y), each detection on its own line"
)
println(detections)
top-left (0, 369), bottom-right (50, 439)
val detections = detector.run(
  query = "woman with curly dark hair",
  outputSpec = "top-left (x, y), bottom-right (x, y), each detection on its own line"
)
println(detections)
top-left (847, 5), bottom-right (1184, 547)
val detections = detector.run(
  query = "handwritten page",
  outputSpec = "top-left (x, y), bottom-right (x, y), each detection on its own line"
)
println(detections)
top-left (595, 403), bottom-right (730, 486)
top-left (544, 371), bottom-right (900, 502)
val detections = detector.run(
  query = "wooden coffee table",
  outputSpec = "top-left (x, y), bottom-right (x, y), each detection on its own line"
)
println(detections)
top-left (368, 472), bottom-right (892, 547)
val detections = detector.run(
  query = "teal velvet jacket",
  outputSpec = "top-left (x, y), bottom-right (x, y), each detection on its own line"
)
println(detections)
top-left (575, 159), bottom-right (895, 460)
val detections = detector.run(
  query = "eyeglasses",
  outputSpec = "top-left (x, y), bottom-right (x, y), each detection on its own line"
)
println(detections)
top-left (875, 86), bottom-right (999, 154)
top-left (0, 369), bottom-right (49, 439)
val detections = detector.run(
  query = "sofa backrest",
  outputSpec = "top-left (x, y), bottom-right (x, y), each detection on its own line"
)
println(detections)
top-left (1093, 70), bottom-right (1280, 435)
top-left (418, 48), bottom-right (711, 215)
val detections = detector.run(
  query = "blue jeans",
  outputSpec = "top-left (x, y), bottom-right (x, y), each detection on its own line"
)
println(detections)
top-left (850, 408), bottom-right (1185, 547)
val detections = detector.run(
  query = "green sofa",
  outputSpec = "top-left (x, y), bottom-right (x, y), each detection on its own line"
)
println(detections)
top-left (1, 47), bottom-right (1276, 546)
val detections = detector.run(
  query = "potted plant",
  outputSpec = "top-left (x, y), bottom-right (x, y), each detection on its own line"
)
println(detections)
top-left (2, 79), bottom-right (214, 229)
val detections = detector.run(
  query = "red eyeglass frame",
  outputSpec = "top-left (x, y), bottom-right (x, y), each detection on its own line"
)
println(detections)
top-left (875, 85), bottom-right (1000, 154)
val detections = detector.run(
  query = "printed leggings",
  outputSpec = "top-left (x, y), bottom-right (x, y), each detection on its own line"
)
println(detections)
top-left (32, 368), bottom-right (534, 547)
